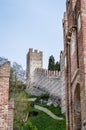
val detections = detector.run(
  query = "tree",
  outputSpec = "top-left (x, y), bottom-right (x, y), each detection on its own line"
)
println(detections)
top-left (55, 61), bottom-right (60, 71)
top-left (48, 55), bottom-right (55, 70)
top-left (9, 62), bottom-right (26, 94)
top-left (12, 62), bottom-right (26, 84)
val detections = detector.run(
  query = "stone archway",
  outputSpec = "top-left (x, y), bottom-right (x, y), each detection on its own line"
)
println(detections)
top-left (74, 84), bottom-right (81, 130)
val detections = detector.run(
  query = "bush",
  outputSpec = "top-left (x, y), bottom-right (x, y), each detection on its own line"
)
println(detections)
top-left (23, 121), bottom-right (38, 130)
top-left (36, 93), bottom-right (49, 102)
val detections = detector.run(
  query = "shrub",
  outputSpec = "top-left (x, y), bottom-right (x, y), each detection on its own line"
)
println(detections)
top-left (23, 121), bottom-right (38, 130)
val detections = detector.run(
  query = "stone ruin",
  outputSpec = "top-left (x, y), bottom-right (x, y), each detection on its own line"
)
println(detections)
top-left (0, 57), bottom-right (14, 130)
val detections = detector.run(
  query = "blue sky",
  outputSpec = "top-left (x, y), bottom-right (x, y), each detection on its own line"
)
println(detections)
top-left (0, 0), bottom-right (66, 69)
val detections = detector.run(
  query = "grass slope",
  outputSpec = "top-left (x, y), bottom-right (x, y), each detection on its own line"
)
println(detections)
top-left (13, 91), bottom-right (66, 130)
top-left (29, 110), bottom-right (66, 130)
top-left (28, 96), bottom-right (66, 130)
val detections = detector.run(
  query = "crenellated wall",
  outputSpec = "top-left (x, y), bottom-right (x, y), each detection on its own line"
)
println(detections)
top-left (34, 68), bottom-right (61, 97)
top-left (26, 49), bottom-right (66, 113)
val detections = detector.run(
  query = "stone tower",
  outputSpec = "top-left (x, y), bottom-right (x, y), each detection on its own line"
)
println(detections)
top-left (26, 48), bottom-right (43, 87)
top-left (63, 0), bottom-right (86, 130)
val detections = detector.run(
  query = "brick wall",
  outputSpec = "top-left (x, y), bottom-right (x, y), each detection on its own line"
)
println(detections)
top-left (0, 60), bottom-right (14, 130)
top-left (0, 62), bottom-right (10, 130)
top-left (63, 0), bottom-right (86, 129)
top-left (8, 99), bottom-right (14, 130)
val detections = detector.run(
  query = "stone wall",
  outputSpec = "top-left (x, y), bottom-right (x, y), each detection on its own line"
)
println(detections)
top-left (8, 99), bottom-right (14, 130)
top-left (34, 68), bottom-right (61, 98)
top-left (34, 67), bottom-right (66, 113)
top-left (27, 48), bottom-right (43, 86)
top-left (0, 59), bottom-right (14, 130)
top-left (0, 61), bottom-right (10, 130)
top-left (26, 48), bottom-right (66, 113)
top-left (60, 52), bottom-right (66, 113)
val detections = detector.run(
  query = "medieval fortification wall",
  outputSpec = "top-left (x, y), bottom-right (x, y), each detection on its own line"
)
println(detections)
top-left (26, 48), bottom-right (66, 113)
top-left (0, 58), bottom-right (14, 130)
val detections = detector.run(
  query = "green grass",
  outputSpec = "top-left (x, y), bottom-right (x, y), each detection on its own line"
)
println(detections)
top-left (29, 100), bottom-right (66, 130)
top-left (29, 110), bottom-right (66, 130)
top-left (13, 91), bottom-right (66, 130)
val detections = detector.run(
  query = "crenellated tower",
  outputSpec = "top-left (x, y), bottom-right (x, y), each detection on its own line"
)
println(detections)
top-left (26, 48), bottom-right (43, 87)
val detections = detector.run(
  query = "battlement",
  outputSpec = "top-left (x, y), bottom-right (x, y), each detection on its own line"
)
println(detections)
top-left (60, 51), bottom-right (66, 60)
top-left (27, 48), bottom-right (43, 84)
top-left (60, 51), bottom-right (64, 58)
top-left (35, 68), bottom-right (61, 77)
top-left (29, 48), bottom-right (43, 55)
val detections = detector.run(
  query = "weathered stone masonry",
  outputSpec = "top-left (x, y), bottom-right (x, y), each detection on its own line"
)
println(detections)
top-left (0, 59), bottom-right (14, 130)
top-left (26, 48), bottom-right (43, 87)
top-left (63, 0), bottom-right (86, 130)
top-left (26, 48), bottom-right (66, 113)
top-left (34, 68), bottom-right (61, 97)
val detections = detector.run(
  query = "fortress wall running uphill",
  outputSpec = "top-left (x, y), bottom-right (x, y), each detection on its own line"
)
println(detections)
top-left (26, 48), bottom-right (66, 113)
top-left (34, 68), bottom-right (61, 98)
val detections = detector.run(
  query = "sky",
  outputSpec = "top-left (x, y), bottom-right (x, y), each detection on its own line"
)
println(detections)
top-left (0, 0), bottom-right (66, 69)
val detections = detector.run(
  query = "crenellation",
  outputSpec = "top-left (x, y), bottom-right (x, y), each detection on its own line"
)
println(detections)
top-left (27, 48), bottom-right (43, 86)
top-left (35, 68), bottom-right (61, 77)
top-left (34, 49), bottom-right (38, 53)
top-left (26, 49), bottom-right (65, 113)
top-left (39, 51), bottom-right (42, 55)
top-left (29, 48), bottom-right (33, 53)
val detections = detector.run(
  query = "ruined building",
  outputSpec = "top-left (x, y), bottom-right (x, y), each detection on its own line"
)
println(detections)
top-left (26, 48), bottom-right (66, 113)
top-left (63, 0), bottom-right (86, 129)
top-left (0, 58), bottom-right (14, 130)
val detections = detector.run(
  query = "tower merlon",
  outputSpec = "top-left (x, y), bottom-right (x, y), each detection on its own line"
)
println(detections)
top-left (34, 49), bottom-right (38, 53)
top-left (29, 48), bottom-right (33, 53)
